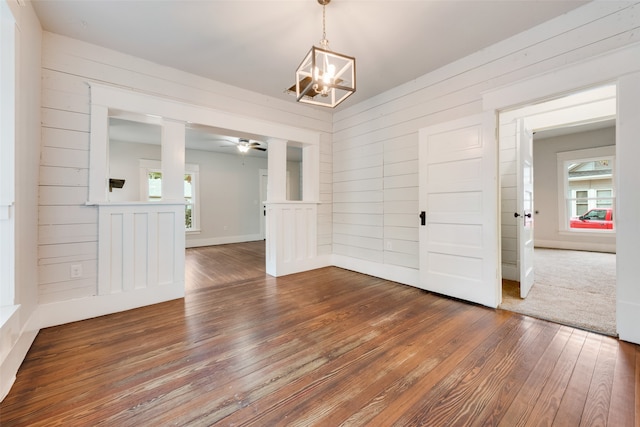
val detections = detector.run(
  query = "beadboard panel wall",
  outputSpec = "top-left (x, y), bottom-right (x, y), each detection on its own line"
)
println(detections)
top-left (332, 2), bottom-right (640, 285)
top-left (39, 32), bottom-right (332, 309)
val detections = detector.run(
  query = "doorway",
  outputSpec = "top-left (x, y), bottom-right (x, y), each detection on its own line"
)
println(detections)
top-left (497, 84), bottom-right (617, 335)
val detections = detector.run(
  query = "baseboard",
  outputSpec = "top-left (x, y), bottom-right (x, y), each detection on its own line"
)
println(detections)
top-left (1, 305), bottom-right (38, 402)
top-left (186, 234), bottom-right (262, 248)
top-left (331, 254), bottom-right (419, 287)
top-left (617, 300), bottom-right (640, 344)
top-left (534, 239), bottom-right (616, 253)
top-left (31, 283), bottom-right (185, 330)
top-left (269, 253), bottom-right (332, 277)
top-left (502, 263), bottom-right (518, 281)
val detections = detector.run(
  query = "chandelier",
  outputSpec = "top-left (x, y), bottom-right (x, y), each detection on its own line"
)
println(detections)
top-left (292, 0), bottom-right (356, 108)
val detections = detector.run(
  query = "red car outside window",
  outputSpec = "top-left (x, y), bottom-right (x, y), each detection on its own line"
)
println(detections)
top-left (569, 208), bottom-right (613, 229)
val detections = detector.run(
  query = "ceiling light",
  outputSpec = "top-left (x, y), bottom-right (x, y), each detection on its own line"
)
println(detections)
top-left (237, 143), bottom-right (250, 153)
top-left (292, 0), bottom-right (356, 108)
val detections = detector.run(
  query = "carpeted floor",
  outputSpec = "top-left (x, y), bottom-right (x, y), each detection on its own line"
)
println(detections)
top-left (500, 248), bottom-right (616, 336)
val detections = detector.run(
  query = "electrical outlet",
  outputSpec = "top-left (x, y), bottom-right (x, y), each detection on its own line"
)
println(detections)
top-left (70, 264), bottom-right (82, 278)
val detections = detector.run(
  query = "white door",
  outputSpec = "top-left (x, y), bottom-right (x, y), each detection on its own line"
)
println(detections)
top-left (517, 121), bottom-right (535, 297)
top-left (419, 113), bottom-right (500, 308)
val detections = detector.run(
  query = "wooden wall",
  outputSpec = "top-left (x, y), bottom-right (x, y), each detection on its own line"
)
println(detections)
top-left (39, 32), bottom-right (333, 306)
top-left (331, 2), bottom-right (640, 285)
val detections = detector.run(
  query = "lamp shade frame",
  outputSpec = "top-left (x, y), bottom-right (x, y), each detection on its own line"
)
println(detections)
top-left (295, 45), bottom-right (356, 108)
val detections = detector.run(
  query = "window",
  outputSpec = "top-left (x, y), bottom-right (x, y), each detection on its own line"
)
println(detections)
top-left (141, 160), bottom-right (200, 232)
top-left (575, 190), bottom-right (588, 216)
top-left (558, 147), bottom-right (615, 232)
top-left (596, 189), bottom-right (612, 208)
top-left (147, 171), bottom-right (162, 200)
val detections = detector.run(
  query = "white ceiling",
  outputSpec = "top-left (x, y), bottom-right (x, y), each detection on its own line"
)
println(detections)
top-left (33, 0), bottom-right (590, 157)
top-left (32, 0), bottom-right (588, 110)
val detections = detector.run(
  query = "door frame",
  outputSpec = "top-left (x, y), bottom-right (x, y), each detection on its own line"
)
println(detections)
top-left (497, 86), bottom-right (616, 289)
top-left (483, 43), bottom-right (640, 343)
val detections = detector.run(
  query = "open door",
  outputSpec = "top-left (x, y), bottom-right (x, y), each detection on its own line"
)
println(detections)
top-left (419, 113), bottom-right (499, 308)
top-left (516, 120), bottom-right (535, 297)
top-left (259, 169), bottom-right (268, 240)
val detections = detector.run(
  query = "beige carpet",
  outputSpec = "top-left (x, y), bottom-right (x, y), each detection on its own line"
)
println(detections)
top-left (500, 248), bottom-right (616, 336)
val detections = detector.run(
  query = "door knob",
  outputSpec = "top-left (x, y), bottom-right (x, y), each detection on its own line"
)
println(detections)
top-left (514, 212), bottom-right (532, 218)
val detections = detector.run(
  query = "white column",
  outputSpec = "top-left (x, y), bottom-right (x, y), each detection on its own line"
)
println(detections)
top-left (161, 120), bottom-right (186, 201)
top-left (302, 143), bottom-right (319, 202)
top-left (265, 138), bottom-right (325, 277)
top-left (266, 138), bottom-right (288, 201)
top-left (89, 104), bottom-right (109, 203)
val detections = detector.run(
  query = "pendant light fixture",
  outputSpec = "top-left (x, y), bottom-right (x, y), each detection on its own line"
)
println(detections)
top-left (292, 0), bottom-right (356, 108)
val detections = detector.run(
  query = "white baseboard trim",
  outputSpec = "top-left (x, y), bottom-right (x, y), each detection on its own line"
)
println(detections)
top-left (270, 254), bottom-right (332, 277)
top-left (31, 283), bottom-right (185, 330)
top-left (1, 304), bottom-right (38, 402)
top-left (0, 330), bottom-right (38, 402)
top-left (534, 239), bottom-right (616, 253)
top-left (617, 300), bottom-right (640, 344)
top-left (332, 254), bottom-right (419, 287)
top-left (501, 263), bottom-right (518, 281)
top-left (186, 234), bottom-right (263, 248)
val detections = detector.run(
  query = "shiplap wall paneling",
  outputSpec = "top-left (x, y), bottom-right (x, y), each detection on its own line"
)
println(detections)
top-left (334, 2), bottom-right (639, 131)
top-left (39, 65), bottom-right (95, 304)
top-left (383, 133), bottom-right (419, 269)
top-left (333, 3), bottom-right (636, 146)
top-left (42, 32), bottom-right (332, 136)
top-left (40, 30), bottom-right (333, 307)
top-left (333, 137), bottom-right (384, 262)
top-left (330, 2), bottom-right (640, 285)
top-left (318, 133), bottom-right (333, 254)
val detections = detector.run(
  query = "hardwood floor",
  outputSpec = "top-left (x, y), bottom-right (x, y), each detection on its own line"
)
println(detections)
top-left (1, 241), bottom-right (638, 426)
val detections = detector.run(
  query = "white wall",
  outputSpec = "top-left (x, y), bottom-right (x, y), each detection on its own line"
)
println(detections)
top-left (332, 2), bottom-right (640, 286)
top-left (38, 31), bottom-right (332, 307)
top-left (109, 140), bottom-right (305, 247)
top-left (108, 141), bottom-right (161, 203)
top-left (533, 126), bottom-right (616, 252)
top-left (1, 0), bottom-right (41, 402)
top-left (185, 148), bottom-right (269, 246)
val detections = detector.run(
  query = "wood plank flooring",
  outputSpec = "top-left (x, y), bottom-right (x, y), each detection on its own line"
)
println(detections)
top-left (1, 241), bottom-right (638, 426)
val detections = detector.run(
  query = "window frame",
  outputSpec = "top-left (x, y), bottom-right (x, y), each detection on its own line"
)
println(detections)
top-left (139, 159), bottom-right (200, 233)
top-left (557, 146), bottom-right (615, 233)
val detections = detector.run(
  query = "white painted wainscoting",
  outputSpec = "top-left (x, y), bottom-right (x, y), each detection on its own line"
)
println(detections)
top-left (266, 202), bottom-right (328, 277)
top-left (34, 202), bottom-right (185, 329)
top-left (98, 202), bottom-right (185, 296)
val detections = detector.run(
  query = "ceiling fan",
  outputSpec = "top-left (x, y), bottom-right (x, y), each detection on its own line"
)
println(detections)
top-left (216, 137), bottom-right (266, 153)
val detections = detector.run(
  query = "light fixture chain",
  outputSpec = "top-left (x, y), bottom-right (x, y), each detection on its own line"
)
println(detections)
top-left (322, 4), bottom-right (327, 44)
top-left (320, 4), bottom-right (329, 49)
